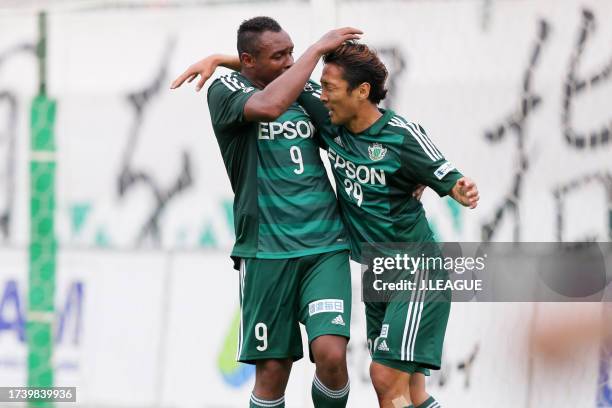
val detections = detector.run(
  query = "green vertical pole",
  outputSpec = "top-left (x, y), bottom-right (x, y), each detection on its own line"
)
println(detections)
top-left (27, 11), bottom-right (56, 407)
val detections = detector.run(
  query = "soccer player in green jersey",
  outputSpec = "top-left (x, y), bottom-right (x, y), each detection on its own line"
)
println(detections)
top-left (173, 39), bottom-right (478, 408)
top-left (296, 43), bottom-right (479, 408)
top-left (173, 18), bottom-right (363, 408)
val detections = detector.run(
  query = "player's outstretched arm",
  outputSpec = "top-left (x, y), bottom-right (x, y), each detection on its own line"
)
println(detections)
top-left (449, 177), bottom-right (479, 209)
top-left (243, 27), bottom-right (362, 122)
top-left (170, 54), bottom-right (240, 91)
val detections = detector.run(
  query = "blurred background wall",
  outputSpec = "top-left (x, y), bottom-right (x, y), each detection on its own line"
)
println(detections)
top-left (0, 0), bottom-right (610, 406)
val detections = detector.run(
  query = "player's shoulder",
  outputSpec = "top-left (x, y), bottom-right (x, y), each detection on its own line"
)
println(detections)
top-left (384, 113), bottom-right (421, 135)
top-left (384, 113), bottom-right (431, 144)
top-left (384, 113), bottom-right (431, 151)
top-left (208, 72), bottom-right (254, 96)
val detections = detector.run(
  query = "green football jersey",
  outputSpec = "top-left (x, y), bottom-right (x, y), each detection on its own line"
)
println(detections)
top-left (298, 81), bottom-right (462, 262)
top-left (207, 72), bottom-right (349, 259)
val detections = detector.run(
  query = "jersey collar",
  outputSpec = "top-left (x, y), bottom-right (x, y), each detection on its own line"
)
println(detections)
top-left (362, 108), bottom-right (395, 136)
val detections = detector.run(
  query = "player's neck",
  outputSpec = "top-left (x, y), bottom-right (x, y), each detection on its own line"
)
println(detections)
top-left (346, 103), bottom-right (382, 134)
top-left (240, 69), bottom-right (268, 89)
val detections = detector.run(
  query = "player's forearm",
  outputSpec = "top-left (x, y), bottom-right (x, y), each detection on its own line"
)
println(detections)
top-left (250, 45), bottom-right (323, 118)
top-left (212, 54), bottom-right (241, 71)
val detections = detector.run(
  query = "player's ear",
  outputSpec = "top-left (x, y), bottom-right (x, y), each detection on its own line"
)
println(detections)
top-left (241, 52), bottom-right (255, 69)
top-left (358, 82), bottom-right (371, 101)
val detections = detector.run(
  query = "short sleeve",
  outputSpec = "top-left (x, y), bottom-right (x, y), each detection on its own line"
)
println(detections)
top-left (400, 122), bottom-right (462, 196)
top-left (207, 76), bottom-right (258, 130)
top-left (298, 80), bottom-right (330, 130)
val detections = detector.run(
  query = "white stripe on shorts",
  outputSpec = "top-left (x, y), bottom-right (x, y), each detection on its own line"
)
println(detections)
top-left (236, 259), bottom-right (245, 360)
top-left (400, 269), bottom-right (421, 360)
top-left (409, 269), bottom-right (428, 360)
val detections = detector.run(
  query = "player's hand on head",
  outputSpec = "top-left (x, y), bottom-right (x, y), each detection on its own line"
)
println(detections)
top-left (454, 177), bottom-right (479, 209)
top-left (315, 27), bottom-right (363, 55)
top-left (412, 184), bottom-right (426, 201)
top-left (170, 57), bottom-right (218, 92)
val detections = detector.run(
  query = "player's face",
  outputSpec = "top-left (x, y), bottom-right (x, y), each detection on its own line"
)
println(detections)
top-left (251, 30), bottom-right (294, 85)
top-left (320, 63), bottom-right (361, 126)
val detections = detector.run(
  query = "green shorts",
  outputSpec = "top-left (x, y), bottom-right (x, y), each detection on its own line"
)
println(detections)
top-left (237, 250), bottom-right (351, 364)
top-left (364, 267), bottom-right (450, 374)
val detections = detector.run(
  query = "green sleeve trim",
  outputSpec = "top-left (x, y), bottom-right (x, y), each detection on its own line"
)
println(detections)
top-left (432, 169), bottom-right (463, 197)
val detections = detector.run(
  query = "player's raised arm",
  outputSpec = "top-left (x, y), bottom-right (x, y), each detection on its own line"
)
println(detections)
top-left (172, 28), bottom-right (362, 123)
top-left (243, 27), bottom-right (362, 122)
top-left (170, 54), bottom-right (240, 91)
top-left (297, 80), bottom-right (331, 131)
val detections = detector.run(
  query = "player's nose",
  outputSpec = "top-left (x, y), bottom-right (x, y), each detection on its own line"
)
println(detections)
top-left (320, 90), bottom-right (328, 103)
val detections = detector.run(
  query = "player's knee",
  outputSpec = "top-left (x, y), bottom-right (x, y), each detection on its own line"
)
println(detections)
top-left (255, 359), bottom-right (292, 394)
top-left (257, 359), bottom-right (291, 379)
top-left (312, 336), bottom-right (347, 373)
top-left (317, 345), bottom-right (346, 370)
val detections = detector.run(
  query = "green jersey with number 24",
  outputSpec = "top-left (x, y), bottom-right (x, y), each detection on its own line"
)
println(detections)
top-left (298, 81), bottom-right (462, 262)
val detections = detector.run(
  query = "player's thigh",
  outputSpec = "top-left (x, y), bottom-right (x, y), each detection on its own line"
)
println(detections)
top-left (371, 271), bottom-right (450, 372)
top-left (298, 250), bottom-right (351, 342)
top-left (238, 258), bottom-right (303, 363)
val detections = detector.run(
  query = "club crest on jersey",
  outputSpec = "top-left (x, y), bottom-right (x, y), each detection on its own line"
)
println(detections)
top-left (368, 143), bottom-right (387, 161)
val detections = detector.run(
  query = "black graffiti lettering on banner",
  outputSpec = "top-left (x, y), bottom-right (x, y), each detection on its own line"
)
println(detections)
top-left (481, 20), bottom-right (549, 242)
top-left (457, 343), bottom-right (479, 389)
top-left (0, 43), bottom-right (36, 241)
top-left (376, 47), bottom-right (406, 111)
top-left (562, 9), bottom-right (612, 150)
top-left (429, 344), bottom-right (479, 391)
top-left (118, 38), bottom-right (193, 246)
top-left (553, 172), bottom-right (612, 242)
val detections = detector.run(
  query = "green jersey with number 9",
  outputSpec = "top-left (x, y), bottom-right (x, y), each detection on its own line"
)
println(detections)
top-left (207, 72), bottom-right (349, 261)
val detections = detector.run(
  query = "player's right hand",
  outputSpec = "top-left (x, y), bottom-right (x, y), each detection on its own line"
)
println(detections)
top-left (315, 27), bottom-right (363, 55)
top-left (170, 57), bottom-right (218, 92)
top-left (453, 177), bottom-right (479, 209)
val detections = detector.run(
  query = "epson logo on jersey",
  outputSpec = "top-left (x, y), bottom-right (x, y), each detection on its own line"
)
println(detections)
top-left (328, 147), bottom-right (387, 186)
top-left (258, 120), bottom-right (315, 140)
top-left (434, 161), bottom-right (454, 180)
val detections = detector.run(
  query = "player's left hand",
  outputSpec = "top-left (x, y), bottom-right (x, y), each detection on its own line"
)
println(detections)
top-left (314, 27), bottom-right (363, 55)
top-left (170, 57), bottom-right (218, 91)
top-left (452, 177), bottom-right (479, 209)
top-left (412, 184), bottom-right (426, 200)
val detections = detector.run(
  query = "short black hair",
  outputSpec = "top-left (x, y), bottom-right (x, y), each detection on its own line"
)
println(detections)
top-left (237, 16), bottom-right (282, 57)
top-left (323, 42), bottom-right (388, 104)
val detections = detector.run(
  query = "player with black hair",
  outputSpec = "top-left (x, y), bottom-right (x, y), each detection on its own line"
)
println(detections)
top-left (173, 29), bottom-right (478, 408)
top-left (174, 17), bottom-right (362, 408)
